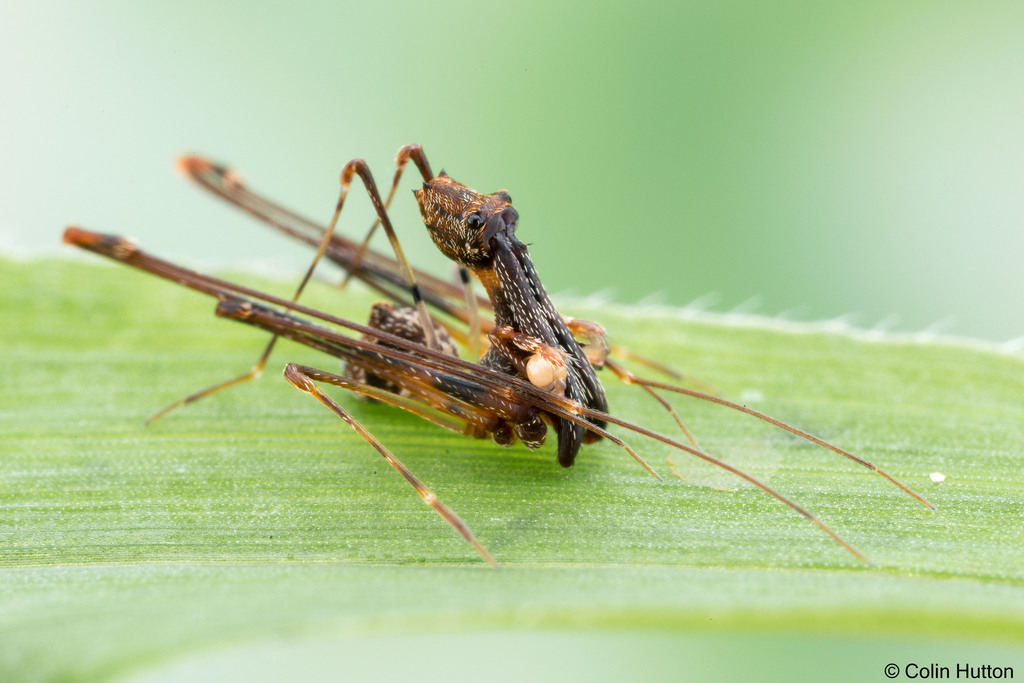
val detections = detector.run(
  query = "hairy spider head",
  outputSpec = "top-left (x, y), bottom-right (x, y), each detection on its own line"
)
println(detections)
top-left (414, 172), bottom-right (519, 268)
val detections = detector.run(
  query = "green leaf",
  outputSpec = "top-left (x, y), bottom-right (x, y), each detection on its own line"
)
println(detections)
top-left (2, 258), bottom-right (1023, 682)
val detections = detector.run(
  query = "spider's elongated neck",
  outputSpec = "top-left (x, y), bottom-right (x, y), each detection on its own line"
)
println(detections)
top-left (415, 174), bottom-right (608, 465)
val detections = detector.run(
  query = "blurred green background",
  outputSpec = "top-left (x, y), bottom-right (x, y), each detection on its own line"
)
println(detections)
top-left (3, 0), bottom-right (1022, 342)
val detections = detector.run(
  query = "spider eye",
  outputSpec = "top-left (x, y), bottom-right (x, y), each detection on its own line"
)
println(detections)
top-left (466, 213), bottom-right (484, 230)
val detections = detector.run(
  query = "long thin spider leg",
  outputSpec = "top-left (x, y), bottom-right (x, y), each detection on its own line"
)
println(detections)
top-left (283, 363), bottom-right (498, 569)
top-left (337, 146), bottom-right (483, 362)
top-left (564, 319), bottom-right (701, 451)
top-left (145, 341), bottom-right (275, 424)
top-left (152, 149), bottom-right (454, 422)
top-left (146, 154), bottom-right (364, 422)
top-left (64, 228), bottom-right (470, 372)
top-left (600, 364), bottom-right (934, 510)
top-left (605, 359), bottom-right (701, 450)
top-left (340, 144), bottom-right (433, 290)
top-left (607, 344), bottom-right (684, 380)
top-left (533, 400), bottom-right (870, 565)
top-left (607, 366), bottom-right (703, 481)
top-left (176, 155), bottom-right (491, 323)
top-left (606, 345), bottom-right (720, 394)
top-left (285, 363), bottom-right (493, 438)
top-left (340, 159), bottom-right (440, 350)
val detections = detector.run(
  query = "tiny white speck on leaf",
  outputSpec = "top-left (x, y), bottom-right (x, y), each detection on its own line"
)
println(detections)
top-left (739, 389), bottom-right (764, 403)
